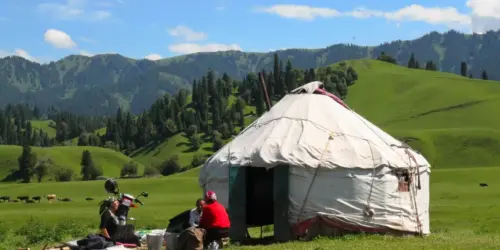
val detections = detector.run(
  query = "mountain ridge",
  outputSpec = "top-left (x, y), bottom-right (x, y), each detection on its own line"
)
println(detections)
top-left (1, 29), bottom-right (500, 115)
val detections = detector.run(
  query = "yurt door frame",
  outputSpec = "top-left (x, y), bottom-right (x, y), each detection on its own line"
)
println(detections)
top-left (228, 165), bottom-right (291, 243)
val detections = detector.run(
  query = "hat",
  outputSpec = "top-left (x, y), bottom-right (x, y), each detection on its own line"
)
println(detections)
top-left (205, 190), bottom-right (217, 201)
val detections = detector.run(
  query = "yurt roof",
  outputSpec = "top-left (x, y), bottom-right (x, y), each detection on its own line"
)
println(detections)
top-left (201, 81), bottom-right (431, 172)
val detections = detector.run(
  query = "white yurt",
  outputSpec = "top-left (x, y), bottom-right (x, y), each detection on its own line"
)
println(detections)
top-left (199, 81), bottom-right (430, 239)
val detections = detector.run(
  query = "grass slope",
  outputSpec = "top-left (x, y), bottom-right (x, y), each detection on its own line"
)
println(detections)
top-left (1, 166), bottom-right (500, 248)
top-left (339, 59), bottom-right (500, 168)
top-left (130, 103), bottom-right (256, 168)
top-left (30, 120), bottom-right (56, 138)
top-left (0, 146), bottom-right (144, 181)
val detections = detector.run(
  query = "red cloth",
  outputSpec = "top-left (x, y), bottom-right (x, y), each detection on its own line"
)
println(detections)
top-left (199, 201), bottom-right (231, 229)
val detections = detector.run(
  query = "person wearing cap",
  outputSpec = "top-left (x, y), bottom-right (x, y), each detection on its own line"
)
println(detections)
top-left (199, 190), bottom-right (231, 246)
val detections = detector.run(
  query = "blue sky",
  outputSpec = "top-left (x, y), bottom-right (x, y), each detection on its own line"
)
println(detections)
top-left (0, 0), bottom-right (499, 63)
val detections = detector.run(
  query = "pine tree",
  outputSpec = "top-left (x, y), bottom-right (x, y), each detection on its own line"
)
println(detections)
top-left (482, 70), bottom-right (488, 80)
top-left (460, 61), bottom-right (468, 77)
top-left (18, 143), bottom-right (37, 183)
top-left (408, 53), bottom-right (416, 68)
top-left (80, 150), bottom-right (101, 180)
top-left (285, 60), bottom-right (297, 92)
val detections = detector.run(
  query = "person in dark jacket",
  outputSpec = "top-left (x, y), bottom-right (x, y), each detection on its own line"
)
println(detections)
top-left (199, 191), bottom-right (230, 246)
top-left (100, 200), bottom-right (120, 240)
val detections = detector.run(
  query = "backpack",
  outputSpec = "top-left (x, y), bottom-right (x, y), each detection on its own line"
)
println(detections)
top-left (176, 227), bottom-right (206, 250)
top-left (76, 234), bottom-right (115, 249)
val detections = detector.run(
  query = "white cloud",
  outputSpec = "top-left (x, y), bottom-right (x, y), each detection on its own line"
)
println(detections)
top-left (257, 4), bottom-right (470, 27)
top-left (381, 5), bottom-right (471, 27)
top-left (145, 54), bottom-right (162, 60)
top-left (0, 49), bottom-right (39, 62)
top-left (168, 43), bottom-right (242, 54)
top-left (44, 29), bottom-right (77, 49)
top-left (256, 4), bottom-right (340, 21)
top-left (80, 37), bottom-right (95, 43)
top-left (467, 0), bottom-right (500, 19)
top-left (466, 0), bottom-right (500, 33)
top-left (80, 50), bottom-right (94, 57)
top-left (258, 2), bottom-right (500, 32)
top-left (38, 0), bottom-right (112, 21)
top-left (257, 3), bottom-right (500, 31)
top-left (168, 25), bottom-right (207, 41)
top-left (167, 25), bottom-right (240, 55)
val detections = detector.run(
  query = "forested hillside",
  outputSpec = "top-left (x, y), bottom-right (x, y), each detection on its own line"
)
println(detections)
top-left (0, 55), bottom-right (358, 182)
top-left (1, 30), bottom-right (500, 115)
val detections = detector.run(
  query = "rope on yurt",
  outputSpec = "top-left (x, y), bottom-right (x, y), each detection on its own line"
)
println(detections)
top-left (364, 139), bottom-right (378, 213)
top-left (405, 149), bottom-right (423, 236)
top-left (295, 131), bottom-right (335, 224)
top-left (349, 112), bottom-right (425, 236)
top-left (404, 148), bottom-right (421, 190)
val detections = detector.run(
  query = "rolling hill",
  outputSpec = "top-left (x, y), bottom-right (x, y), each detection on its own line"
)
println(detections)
top-left (341, 59), bottom-right (500, 168)
top-left (2, 30), bottom-right (500, 115)
top-left (0, 145), bottom-right (144, 182)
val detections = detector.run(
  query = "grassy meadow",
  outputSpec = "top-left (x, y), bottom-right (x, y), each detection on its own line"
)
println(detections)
top-left (1, 166), bottom-right (500, 249)
top-left (2, 59), bottom-right (500, 248)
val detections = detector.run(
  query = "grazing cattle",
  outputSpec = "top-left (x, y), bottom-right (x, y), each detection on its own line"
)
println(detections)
top-left (17, 195), bottom-right (29, 201)
top-left (32, 196), bottom-right (41, 202)
top-left (85, 197), bottom-right (94, 201)
top-left (480, 183), bottom-right (488, 187)
top-left (9, 199), bottom-right (19, 203)
top-left (58, 197), bottom-right (72, 202)
top-left (25, 200), bottom-right (35, 204)
top-left (0, 196), bottom-right (9, 201)
top-left (46, 194), bottom-right (56, 203)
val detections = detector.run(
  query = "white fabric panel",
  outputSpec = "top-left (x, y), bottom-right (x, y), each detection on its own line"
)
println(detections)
top-left (288, 166), bottom-right (430, 234)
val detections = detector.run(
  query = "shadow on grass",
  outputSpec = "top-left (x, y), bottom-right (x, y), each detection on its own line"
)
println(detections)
top-left (129, 142), bottom-right (160, 157)
top-left (1, 169), bottom-right (20, 182)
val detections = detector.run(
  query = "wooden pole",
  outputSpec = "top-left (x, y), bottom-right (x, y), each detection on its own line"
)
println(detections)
top-left (258, 72), bottom-right (272, 111)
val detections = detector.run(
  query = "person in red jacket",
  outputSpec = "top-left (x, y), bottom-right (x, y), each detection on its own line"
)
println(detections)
top-left (199, 190), bottom-right (230, 246)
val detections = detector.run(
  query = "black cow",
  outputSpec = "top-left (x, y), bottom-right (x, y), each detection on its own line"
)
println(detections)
top-left (32, 196), bottom-right (41, 202)
top-left (17, 196), bottom-right (29, 201)
top-left (85, 197), bottom-right (94, 201)
top-left (479, 183), bottom-right (488, 187)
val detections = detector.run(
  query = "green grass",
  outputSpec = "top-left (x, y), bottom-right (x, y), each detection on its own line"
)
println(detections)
top-left (332, 59), bottom-right (500, 169)
top-left (30, 120), bottom-right (56, 138)
top-left (1, 166), bottom-right (500, 249)
top-left (0, 145), bottom-right (144, 181)
top-left (130, 133), bottom-right (214, 167)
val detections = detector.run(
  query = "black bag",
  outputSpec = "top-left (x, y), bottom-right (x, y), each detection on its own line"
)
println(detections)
top-left (76, 234), bottom-right (115, 250)
top-left (115, 224), bottom-right (141, 246)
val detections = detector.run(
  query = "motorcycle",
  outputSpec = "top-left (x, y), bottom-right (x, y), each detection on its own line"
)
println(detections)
top-left (99, 178), bottom-right (149, 226)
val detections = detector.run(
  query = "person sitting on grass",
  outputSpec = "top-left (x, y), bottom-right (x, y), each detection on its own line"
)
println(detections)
top-left (99, 199), bottom-right (120, 240)
top-left (189, 198), bottom-right (205, 227)
top-left (199, 190), bottom-right (231, 247)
